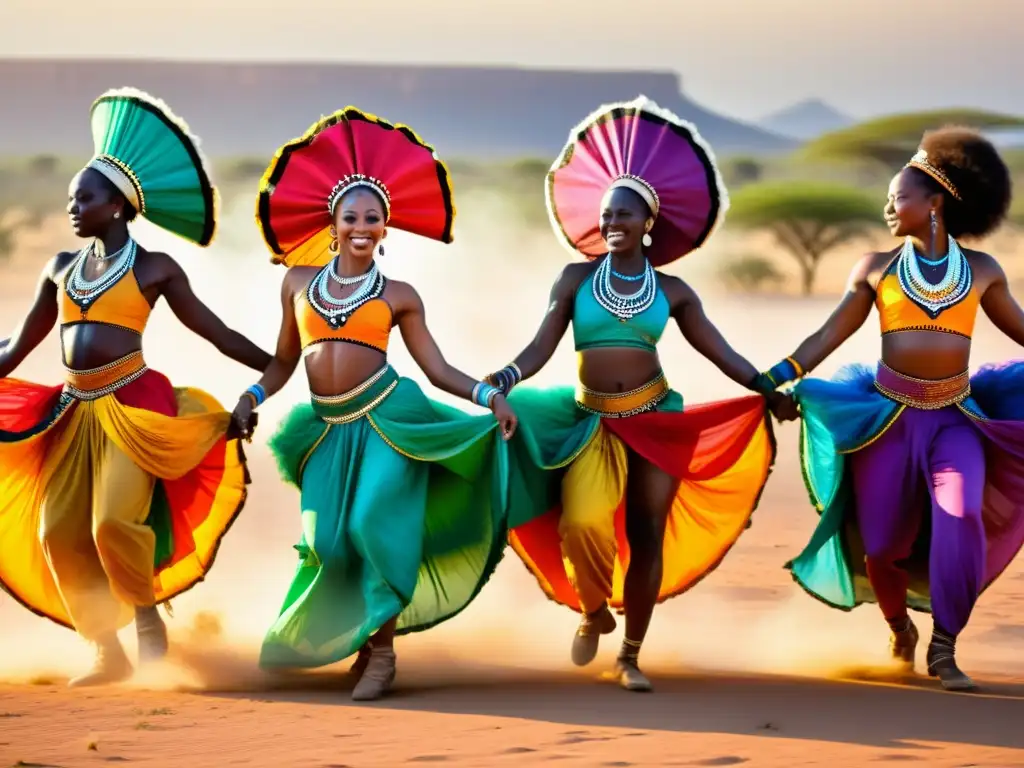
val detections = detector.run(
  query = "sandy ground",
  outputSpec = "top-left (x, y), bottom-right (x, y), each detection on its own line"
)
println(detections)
top-left (2, 211), bottom-right (1024, 766)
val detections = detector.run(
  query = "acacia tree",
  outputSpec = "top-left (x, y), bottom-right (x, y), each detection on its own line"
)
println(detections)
top-left (727, 181), bottom-right (880, 295)
top-left (802, 110), bottom-right (1024, 172)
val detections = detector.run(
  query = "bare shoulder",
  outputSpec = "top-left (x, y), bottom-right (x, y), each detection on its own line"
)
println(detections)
top-left (964, 247), bottom-right (999, 272)
top-left (964, 248), bottom-right (1005, 288)
top-left (855, 248), bottom-right (900, 288)
top-left (283, 265), bottom-right (320, 296)
top-left (555, 261), bottom-right (597, 298)
top-left (48, 250), bottom-right (80, 281)
top-left (380, 278), bottom-right (423, 315)
top-left (136, 248), bottom-right (183, 280)
top-left (656, 271), bottom-right (696, 300)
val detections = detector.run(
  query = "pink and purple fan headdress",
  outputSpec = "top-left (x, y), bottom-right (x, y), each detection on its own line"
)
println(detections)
top-left (545, 95), bottom-right (729, 267)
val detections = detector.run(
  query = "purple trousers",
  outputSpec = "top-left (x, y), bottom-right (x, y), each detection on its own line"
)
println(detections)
top-left (850, 406), bottom-right (986, 636)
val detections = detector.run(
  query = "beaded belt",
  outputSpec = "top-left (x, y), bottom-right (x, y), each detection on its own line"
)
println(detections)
top-left (874, 361), bottom-right (970, 410)
top-left (576, 373), bottom-right (669, 418)
top-left (64, 351), bottom-right (148, 400)
top-left (310, 364), bottom-right (399, 424)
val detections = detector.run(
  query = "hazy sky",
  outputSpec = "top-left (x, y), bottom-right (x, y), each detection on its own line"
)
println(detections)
top-left (4, 0), bottom-right (1020, 122)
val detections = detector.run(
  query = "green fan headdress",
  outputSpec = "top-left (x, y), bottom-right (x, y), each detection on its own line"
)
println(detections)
top-left (83, 87), bottom-right (218, 246)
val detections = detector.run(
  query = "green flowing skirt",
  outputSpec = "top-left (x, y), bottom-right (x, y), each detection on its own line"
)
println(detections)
top-left (259, 366), bottom-right (509, 669)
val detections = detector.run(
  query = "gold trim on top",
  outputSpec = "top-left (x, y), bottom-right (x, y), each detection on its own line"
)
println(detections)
top-left (576, 373), bottom-right (669, 417)
top-left (64, 351), bottom-right (147, 400)
top-left (309, 365), bottom-right (390, 405)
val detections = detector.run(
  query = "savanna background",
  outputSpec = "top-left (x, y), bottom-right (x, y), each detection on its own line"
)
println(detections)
top-left (2, 2), bottom-right (1024, 765)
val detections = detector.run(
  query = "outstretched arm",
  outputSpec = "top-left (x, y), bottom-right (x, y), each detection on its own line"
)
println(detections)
top-left (247, 272), bottom-right (303, 400)
top-left (497, 265), bottom-right (581, 383)
top-left (0, 257), bottom-right (61, 379)
top-left (229, 271), bottom-right (304, 440)
top-left (979, 255), bottom-right (1024, 347)
top-left (787, 254), bottom-right (877, 373)
top-left (394, 282), bottom-right (490, 400)
top-left (670, 278), bottom-right (761, 388)
top-left (161, 257), bottom-right (272, 372)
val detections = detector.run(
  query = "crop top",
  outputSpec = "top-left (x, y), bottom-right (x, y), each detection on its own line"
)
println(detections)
top-left (295, 291), bottom-right (392, 354)
top-left (876, 259), bottom-right (979, 340)
top-left (60, 266), bottom-right (152, 334)
top-left (572, 271), bottom-right (670, 353)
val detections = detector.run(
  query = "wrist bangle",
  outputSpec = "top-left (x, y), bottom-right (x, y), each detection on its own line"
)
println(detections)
top-left (473, 382), bottom-right (499, 408)
top-left (245, 383), bottom-right (267, 407)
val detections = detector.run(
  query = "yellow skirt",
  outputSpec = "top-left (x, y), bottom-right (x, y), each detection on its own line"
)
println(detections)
top-left (0, 353), bottom-right (248, 638)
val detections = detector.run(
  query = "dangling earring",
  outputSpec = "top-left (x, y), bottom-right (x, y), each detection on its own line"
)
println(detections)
top-left (642, 233), bottom-right (653, 248)
top-left (328, 238), bottom-right (340, 254)
top-left (113, 212), bottom-right (120, 220)
top-left (378, 243), bottom-right (385, 258)
top-left (929, 210), bottom-right (937, 260)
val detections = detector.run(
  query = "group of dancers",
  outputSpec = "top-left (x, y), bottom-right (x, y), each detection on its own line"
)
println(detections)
top-left (0, 88), bottom-right (1020, 701)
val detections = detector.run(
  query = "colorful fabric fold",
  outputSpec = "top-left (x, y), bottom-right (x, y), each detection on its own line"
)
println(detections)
top-left (504, 385), bottom-right (775, 613)
top-left (0, 368), bottom-right (248, 637)
top-left (788, 362), bottom-right (1024, 621)
top-left (259, 366), bottom-right (510, 669)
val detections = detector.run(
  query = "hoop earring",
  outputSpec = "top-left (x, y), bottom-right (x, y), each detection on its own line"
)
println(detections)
top-left (328, 238), bottom-right (340, 254)
top-left (642, 233), bottom-right (653, 248)
top-left (378, 243), bottom-right (385, 258)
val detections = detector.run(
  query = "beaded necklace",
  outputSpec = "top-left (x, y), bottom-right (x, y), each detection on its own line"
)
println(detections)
top-left (65, 238), bottom-right (137, 311)
top-left (307, 259), bottom-right (385, 328)
top-left (896, 235), bottom-right (972, 318)
top-left (592, 254), bottom-right (657, 321)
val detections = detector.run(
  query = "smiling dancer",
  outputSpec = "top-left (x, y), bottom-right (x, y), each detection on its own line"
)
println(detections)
top-left (488, 96), bottom-right (784, 692)
top-left (0, 88), bottom-right (270, 686)
top-left (761, 127), bottom-right (1024, 691)
top-left (236, 107), bottom-right (517, 702)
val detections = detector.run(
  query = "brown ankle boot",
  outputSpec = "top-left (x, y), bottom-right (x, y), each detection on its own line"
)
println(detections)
top-left (348, 642), bottom-right (372, 679)
top-left (571, 605), bottom-right (616, 667)
top-left (888, 617), bottom-right (919, 670)
top-left (69, 636), bottom-right (133, 688)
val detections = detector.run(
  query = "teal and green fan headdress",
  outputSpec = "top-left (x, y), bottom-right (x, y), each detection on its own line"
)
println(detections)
top-left (84, 87), bottom-right (218, 246)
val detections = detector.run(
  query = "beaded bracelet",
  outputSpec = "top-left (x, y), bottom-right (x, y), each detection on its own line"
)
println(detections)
top-left (472, 382), bottom-right (500, 408)
top-left (491, 363), bottom-right (523, 394)
top-left (752, 356), bottom-right (805, 394)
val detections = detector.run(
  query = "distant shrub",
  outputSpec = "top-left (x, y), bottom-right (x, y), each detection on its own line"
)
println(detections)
top-left (718, 254), bottom-right (785, 293)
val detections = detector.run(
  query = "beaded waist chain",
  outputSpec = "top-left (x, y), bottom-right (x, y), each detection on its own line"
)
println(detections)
top-left (64, 351), bottom-right (148, 400)
top-left (874, 361), bottom-right (970, 410)
top-left (310, 364), bottom-right (399, 424)
top-left (576, 373), bottom-right (669, 418)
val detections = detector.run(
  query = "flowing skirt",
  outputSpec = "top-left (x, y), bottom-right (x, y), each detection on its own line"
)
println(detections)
top-left (504, 379), bottom-right (776, 614)
top-left (789, 361), bottom-right (1024, 633)
top-left (0, 353), bottom-right (249, 639)
top-left (259, 365), bottom-right (511, 669)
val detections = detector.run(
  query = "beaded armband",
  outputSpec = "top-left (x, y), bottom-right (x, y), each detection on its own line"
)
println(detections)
top-left (491, 363), bottom-right (522, 395)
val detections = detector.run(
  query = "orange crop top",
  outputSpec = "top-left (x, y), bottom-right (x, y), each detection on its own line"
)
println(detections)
top-left (296, 291), bottom-right (392, 354)
top-left (876, 261), bottom-right (979, 339)
top-left (60, 266), bottom-right (152, 334)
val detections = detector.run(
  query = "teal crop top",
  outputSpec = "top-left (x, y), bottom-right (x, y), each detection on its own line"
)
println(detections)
top-left (572, 271), bottom-right (671, 352)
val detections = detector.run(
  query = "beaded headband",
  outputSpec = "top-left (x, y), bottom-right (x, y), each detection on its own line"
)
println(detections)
top-left (608, 174), bottom-right (660, 218)
top-left (84, 154), bottom-right (146, 213)
top-left (327, 174), bottom-right (392, 220)
top-left (906, 149), bottom-right (961, 201)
